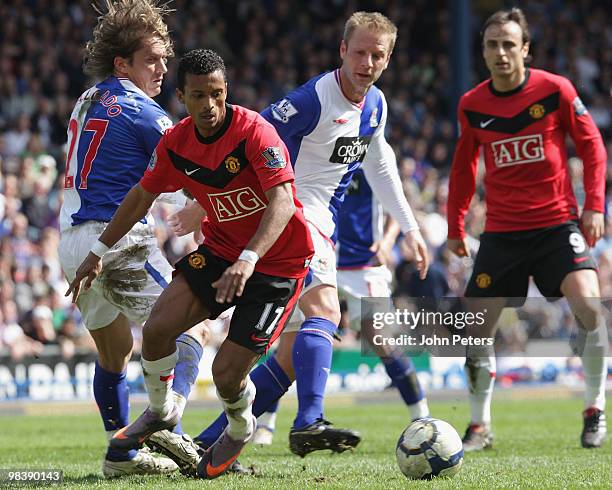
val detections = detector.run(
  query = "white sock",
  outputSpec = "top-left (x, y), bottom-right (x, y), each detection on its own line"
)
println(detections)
top-left (219, 376), bottom-right (256, 442)
top-left (408, 398), bottom-right (430, 420)
top-left (581, 324), bottom-right (607, 411)
top-left (258, 410), bottom-right (277, 431)
top-left (173, 391), bottom-right (187, 418)
top-left (465, 352), bottom-right (496, 426)
top-left (141, 349), bottom-right (178, 417)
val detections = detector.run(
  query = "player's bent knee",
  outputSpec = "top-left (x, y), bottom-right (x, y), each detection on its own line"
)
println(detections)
top-left (212, 361), bottom-right (245, 398)
top-left (186, 323), bottom-right (210, 346)
top-left (572, 302), bottom-right (602, 331)
top-left (97, 349), bottom-right (132, 373)
top-left (302, 305), bottom-right (341, 325)
top-left (142, 320), bottom-right (170, 346)
top-left (90, 318), bottom-right (133, 372)
top-left (300, 287), bottom-right (342, 325)
top-left (274, 350), bottom-right (295, 382)
top-left (561, 269), bottom-right (600, 298)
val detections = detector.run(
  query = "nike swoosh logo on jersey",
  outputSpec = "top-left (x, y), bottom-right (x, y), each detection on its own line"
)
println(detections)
top-left (184, 168), bottom-right (200, 176)
top-left (480, 118), bottom-right (495, 128)
top-left (333, 118), bottom-right (348, 124)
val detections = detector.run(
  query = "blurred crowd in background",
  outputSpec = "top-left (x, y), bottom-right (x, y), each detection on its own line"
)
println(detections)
top-left (0, 0), bottom-right (610, 360)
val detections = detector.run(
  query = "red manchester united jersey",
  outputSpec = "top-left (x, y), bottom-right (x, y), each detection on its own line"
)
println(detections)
top-left (141, 104), bottom-right (314, 278)
top-left (447, 68), bottom-right (607, 238)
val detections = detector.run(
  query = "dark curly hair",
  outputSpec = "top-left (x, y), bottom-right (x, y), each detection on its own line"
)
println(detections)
top-left (177, 49), bottom-right (227, 90)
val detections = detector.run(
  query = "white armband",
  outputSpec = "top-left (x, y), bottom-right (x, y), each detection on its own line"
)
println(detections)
top-left (238, 249), bottom-right (259, 265)
top-left (90, 239), bottom-right (110, 258)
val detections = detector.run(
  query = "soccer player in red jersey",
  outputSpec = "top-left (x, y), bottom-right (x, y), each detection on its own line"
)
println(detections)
top-left (447, 8), bottom-right (607, 450)
top-left (67, 49), bottom-right (314, 479)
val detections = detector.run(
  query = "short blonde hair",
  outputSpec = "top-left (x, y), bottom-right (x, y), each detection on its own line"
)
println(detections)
top-left (343, 11), bottom-right (398, 52)
top-left (84, 0), bottom-right (174, 79)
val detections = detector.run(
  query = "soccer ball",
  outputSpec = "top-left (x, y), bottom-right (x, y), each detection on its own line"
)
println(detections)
top-left (395, 417), bottom-right (464, 480)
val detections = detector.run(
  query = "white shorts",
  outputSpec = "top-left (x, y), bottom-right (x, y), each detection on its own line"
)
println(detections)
top-left (337, 265), bottom-right (393, 330)
top-left (59, 221), bottom-right (172, 330)
top-left (284, 222), bottom-right (337, 331)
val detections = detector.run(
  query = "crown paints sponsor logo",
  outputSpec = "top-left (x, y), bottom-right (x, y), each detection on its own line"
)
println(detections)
top-left (491, 134), bottom-right (545, 167)
top-left (208, 187), bottom-right (267, 222)
top-left (329, 136), bottom-right (372, 164)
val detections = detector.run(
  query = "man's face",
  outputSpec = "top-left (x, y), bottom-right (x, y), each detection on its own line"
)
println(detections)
top-left (115, 36), bottom-right (168, 97)
top-left (483, 21), bottom-right (529, 80)
top-left (177, 70), bottom-right (227, 137)
top-left (339, 26), bottom-right (393, 97)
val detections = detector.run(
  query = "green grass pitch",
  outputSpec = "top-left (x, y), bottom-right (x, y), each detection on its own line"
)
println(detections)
top-left (0, 397), bottom-right (610, 488)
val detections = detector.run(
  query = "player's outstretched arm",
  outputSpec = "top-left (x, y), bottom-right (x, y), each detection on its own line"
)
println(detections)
top-left (212, 181), bottom-right (295, 303)
top-left (65, 184), bottom-right (159, 303)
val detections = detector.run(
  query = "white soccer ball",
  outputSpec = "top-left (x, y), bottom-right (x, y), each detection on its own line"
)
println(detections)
top-left (395, 417), bottom-right (464, 480)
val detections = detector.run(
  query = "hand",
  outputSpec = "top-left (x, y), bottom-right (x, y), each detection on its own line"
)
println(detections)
top-left (369, 237), bottom-right (395, 267)
top-left (447, 238), bottom-right (470, 258)
top-left (168, 200), bottom-right (206, 237)
top-left (403, 230), bottom-right (429, 280)
top-left (212, 260), bottom-right (255, 303)
top-left (580, 210), bottom-right (604, 248)
top-left (65, 252), bottom-right (103, 303)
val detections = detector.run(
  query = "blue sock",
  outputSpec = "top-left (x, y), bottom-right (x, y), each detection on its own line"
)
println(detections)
top-left (194, 356), bottom-right (291, 447)
top-left (265, 399), bottom-right (280, 415)
top-left (292, 317), bottom-right (337, 430)
top-left (93, 362), bottom-right (137, 462)
top-left (382, 356), bottom-right (424, 405)
top-left (172, 334), bottom-right (203, 435)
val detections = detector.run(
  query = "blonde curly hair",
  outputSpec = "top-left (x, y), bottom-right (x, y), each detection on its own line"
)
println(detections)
top-left (84, 0), bottom-right (174, 79)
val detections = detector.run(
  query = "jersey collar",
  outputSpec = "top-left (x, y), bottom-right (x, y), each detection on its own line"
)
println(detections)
top-left (488, 68), bottom-right (531, 97)
top-left (114, 76), bottom-right (153, 101)
top-left (335, 69), bottom-right (366, 109)
top-left (194, 104), bottom-right (234, 144)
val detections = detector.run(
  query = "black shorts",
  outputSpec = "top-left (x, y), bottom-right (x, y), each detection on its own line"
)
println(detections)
top-left (175, 246), bottom-right (304, 354)
top-left (465, 221), bottom-right (596, 301)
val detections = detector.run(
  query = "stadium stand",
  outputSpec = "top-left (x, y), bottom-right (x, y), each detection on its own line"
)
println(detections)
top-left (0, 0), bottom-right (610, 360)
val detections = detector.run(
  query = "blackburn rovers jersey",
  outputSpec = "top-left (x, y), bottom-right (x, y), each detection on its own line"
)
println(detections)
top-left (337, 169), bottom-right (383, 268)
top-left (59, 77), bottom-right (172, 231)
top-left (261, 70), bottom-right (388, 242)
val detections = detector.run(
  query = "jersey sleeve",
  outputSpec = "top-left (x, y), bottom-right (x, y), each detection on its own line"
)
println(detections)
top-left (558, 78), bottom-right (607, 213)
top-left (447, 97), bottom-right (481, 239)
top-left (140, 134), bottom-right (183, 195)
top-left (246, 119), bottom-right (295, 193)
top-left (362, 94), bottom-right (419, 233)
top-left (260, 83), bottom-right (321, 140)
top-left (134, 103), bottom-right (173, 156)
